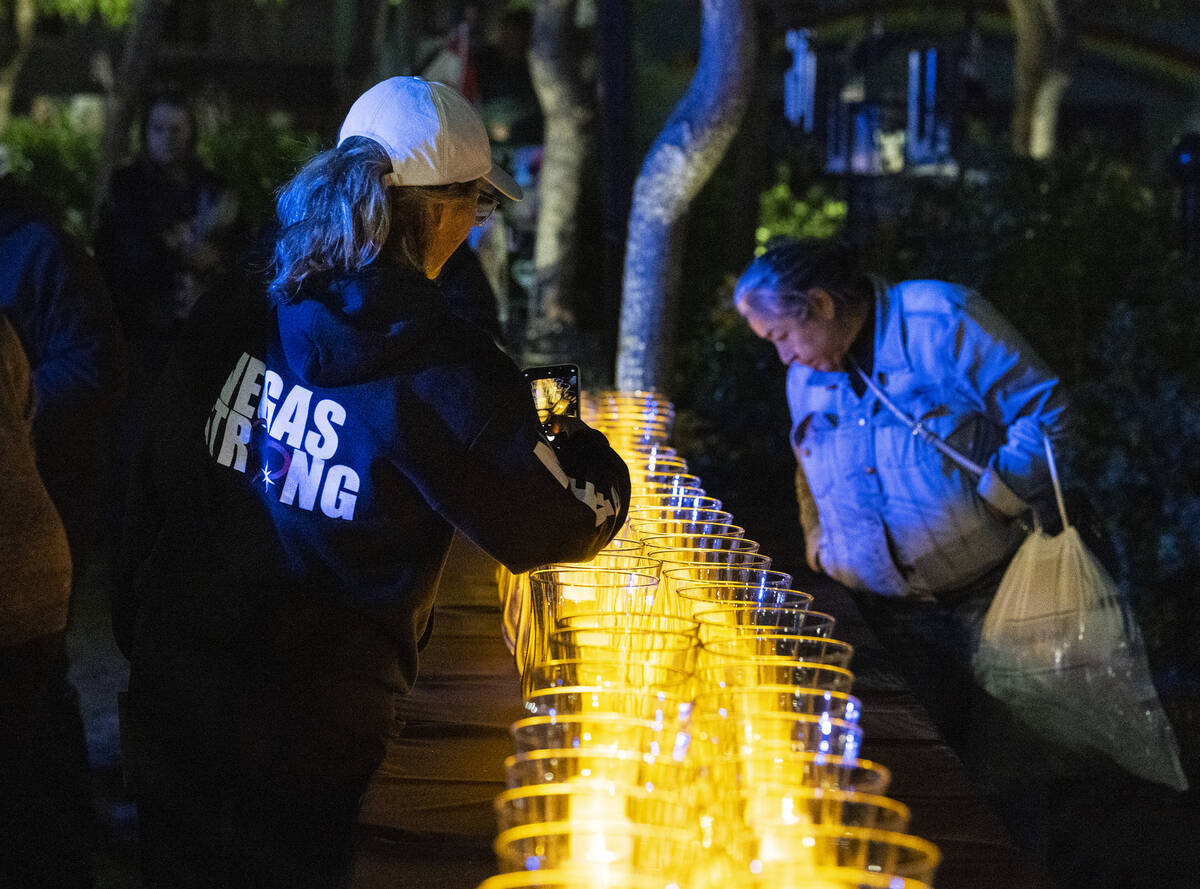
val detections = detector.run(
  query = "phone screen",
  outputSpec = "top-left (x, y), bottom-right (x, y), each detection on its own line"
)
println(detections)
top-left (524, 364), bottom-right (580, 438)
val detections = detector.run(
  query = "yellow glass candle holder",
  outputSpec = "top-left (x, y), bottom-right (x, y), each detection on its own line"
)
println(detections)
top-left (523, 685), bottom-right (689, 723)
top-left (686, 863), bottom-right (932, 889)
top-left (643, 534), bottom-right (760, 559)
top-left (525, 658), bottom-right (692, 694)
top-left (493, 821), bottom-right (699, 875)
top-left (546, 626), bottom-right (697, 675)
top-left (510, 713), bottom-right (691, 759)
top-left (629, 493), bottom-right (724, 513)
top-left (698, 634), bottom-right (854, 669)
top-left (622, 506), bottom-right (733, 538)
top-left (718, 785), bottom-right (911, 833)
top-left (695, 659), bottom-right (855, 694)
top-left (693, 605), bottom-right (836, 642)
top-left (475, 868), bottom-right (684, 889)
top-left (627, 520), bottom-right (747, 545)
top-left (724, 825), bottom-right (941, 883)
top-left (524, 568), bottom-right (661, 685)
top-left (494, 782), bottom-right (696, 834)
top-left (554, 552), bottom-right (663, 575)
top-left (692, 685), bottom-right (862, 724)
top-left (701, 751), bottom-right (891, 796)
top-left (557, 611), bottom-right (699, 638)
top-left (504, 747), bottom-right (695, 793)
top-left (690, 711), bottom-right (864, 760)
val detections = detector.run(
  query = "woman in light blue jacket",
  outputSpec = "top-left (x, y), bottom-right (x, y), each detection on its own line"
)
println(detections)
top-left (734, 237), bottom-right (1069, 856)
top-left (735, 237), bottom-right (1066, 601)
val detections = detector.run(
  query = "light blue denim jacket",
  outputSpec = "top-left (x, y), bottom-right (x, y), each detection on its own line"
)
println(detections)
top-left (788, 278), bottom-right (1067, 598)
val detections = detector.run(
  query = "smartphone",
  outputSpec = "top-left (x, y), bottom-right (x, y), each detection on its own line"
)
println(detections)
top-left (523, 363), bottom-right (580, 440)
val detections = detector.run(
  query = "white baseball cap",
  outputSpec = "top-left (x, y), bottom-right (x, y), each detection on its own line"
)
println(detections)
top-left (338, 76), bottom-right (523, 201)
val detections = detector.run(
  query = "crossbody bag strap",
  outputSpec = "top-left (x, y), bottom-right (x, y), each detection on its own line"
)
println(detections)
top-left (848, 358), bottom-right (988, 479)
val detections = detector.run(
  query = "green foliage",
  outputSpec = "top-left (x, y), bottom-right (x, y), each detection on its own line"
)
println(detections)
top-left (669, 276), bottom-right (801, 561)
top-left (40, 0), bottom-right (134, 26)
top-left (0, 106), bottom-right (100, 238)
top-left (754, 165), bottom-right (847, 255)
top-left (196, 116), bottom-right (322, 233)
top-left (673, 163), bottom-right (847, 559)
top-left (0, 104), bottom-right (321, 241)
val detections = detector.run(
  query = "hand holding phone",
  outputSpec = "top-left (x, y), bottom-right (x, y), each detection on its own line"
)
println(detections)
top-left (524, 364), bottom-right (580, 441)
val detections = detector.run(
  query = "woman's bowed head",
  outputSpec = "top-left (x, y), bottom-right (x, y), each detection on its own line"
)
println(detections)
top-left (270, 76), bottom-right (523, 297)
top-left (733, 238), bottom-right (874, 372)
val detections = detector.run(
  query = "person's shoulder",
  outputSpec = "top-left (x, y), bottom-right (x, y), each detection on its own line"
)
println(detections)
top-left (0, 213), bottom-right (62, 253)
top-left (893, 279), bottom-right (972, 317)
top-left (0, 177), bottom-right (63, 241)
top-left (887, 280), bottom-right (981, 360)
top-left (0, 205), bottom-right (80, 276)
top-left (897, 280), bottom-right (1011, 332)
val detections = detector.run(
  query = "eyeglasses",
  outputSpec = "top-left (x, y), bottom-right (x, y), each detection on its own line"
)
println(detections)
top-left (475, 191), bottom-right (500, 226)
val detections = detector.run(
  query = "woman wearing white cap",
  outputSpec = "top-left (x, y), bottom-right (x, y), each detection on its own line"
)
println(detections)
top-left (114, 77), bottom-right (629, 889)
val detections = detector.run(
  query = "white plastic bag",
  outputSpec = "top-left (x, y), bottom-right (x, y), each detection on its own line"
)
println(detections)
top-left (973, 441), bottom-right (1188, 790)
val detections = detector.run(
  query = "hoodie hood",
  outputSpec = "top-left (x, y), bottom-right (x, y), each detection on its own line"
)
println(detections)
top-left (277, 261), bottom-right (446, 388)
top-left (0, 176), bottom-right (60, 237)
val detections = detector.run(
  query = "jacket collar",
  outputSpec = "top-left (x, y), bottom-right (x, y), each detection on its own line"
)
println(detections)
top-left (870, 275), bottom-right (915, 375)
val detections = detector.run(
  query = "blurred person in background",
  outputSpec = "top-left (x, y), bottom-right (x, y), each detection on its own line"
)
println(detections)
top-left (113, 76), bottom-right (629, 889)
top-left (93, 87), bottom-right (240, 572)
top-left (94, 87), bottom-right (240, 361)
top-left (0, 213), bottom-right (114, 883)
top-left (1, 174), bottom-right (124, 569)
top-left (0, 175), bottom-right (124, 889)
top-left (474, 8), bottom-right (542, 148)
top-left (0, 312), bottom-right (95, 887)
top-left (1, 172), bottom-right (123, 889)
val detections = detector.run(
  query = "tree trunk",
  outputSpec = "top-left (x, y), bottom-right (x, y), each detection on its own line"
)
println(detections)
top-left (91, 0), bottom-right (168, 227)
top-left (0, 0), bottom-right (36, 134)
top-left (1007, 0), bottom-right (1075, 159)
top-left (615, 0), bottom-right (756, 392)
top-left (527, 0), bottom-right (595, 345)
top-left (1028, 67), bottom-right (1071, 159)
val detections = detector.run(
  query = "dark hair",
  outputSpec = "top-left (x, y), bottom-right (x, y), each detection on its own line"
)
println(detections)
top-left (733, 237), bottom-right (872, 322)
top-left (269, 136), bottom-right (478, 301)
top-left (138, 87), bottom-right (198, 154)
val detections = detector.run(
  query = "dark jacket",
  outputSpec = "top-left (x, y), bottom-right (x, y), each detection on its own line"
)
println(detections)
top-left (94, 157), bottom-right (239, 335)
top-left (116, 259), bottom-right (628, 693)
top-left (0, 176), bottom-right (125, 552)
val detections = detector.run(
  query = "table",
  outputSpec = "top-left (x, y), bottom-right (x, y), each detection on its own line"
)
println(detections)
top-left (352, 533), bottom-right (1056, 889)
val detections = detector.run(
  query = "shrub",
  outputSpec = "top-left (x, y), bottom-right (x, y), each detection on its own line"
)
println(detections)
top-left (754, 164), bottom-right (847, 255)
top-left (672, 165), bottom-right (848, 559)
top-left (0, 105), bottom-right (101, 239)
top-left (196, 116), bottom-right (321, 234)
top-left (0, 102), bottom-right (321, 241)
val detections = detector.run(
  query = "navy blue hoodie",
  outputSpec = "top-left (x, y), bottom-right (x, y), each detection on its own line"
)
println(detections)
top-left (0, 176), bottom-right (124, 552)
top-left (118, 259), bottom-right (629, 693)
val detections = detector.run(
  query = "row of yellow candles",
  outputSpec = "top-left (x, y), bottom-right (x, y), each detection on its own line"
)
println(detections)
top-left (482, 392), bottom-right (940, 889)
